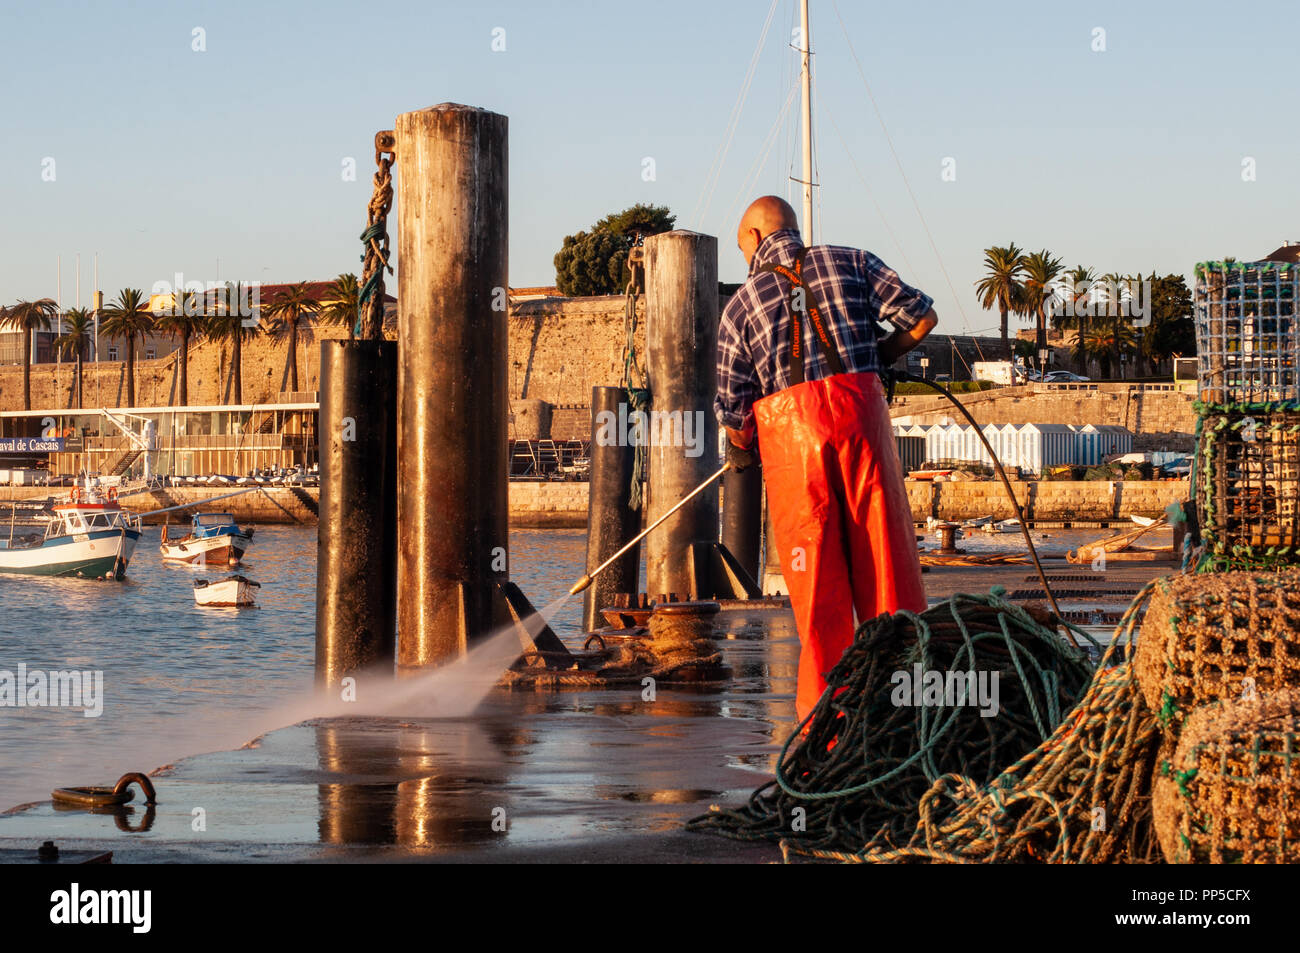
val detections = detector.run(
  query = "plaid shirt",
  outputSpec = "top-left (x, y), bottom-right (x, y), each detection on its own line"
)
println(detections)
top-left (714, 229), bottom-right (933, 431)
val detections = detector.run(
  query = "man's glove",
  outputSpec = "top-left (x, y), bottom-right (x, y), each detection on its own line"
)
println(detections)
top-left (726, 439), bottom-right (759, 472)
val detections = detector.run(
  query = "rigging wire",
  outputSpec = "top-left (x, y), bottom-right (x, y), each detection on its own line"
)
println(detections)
top-left (691, 0), bottom-right (781, 230)
top-left (831, 0), bottom-right (986, 365)
top-left (721, 78), bottom-right (801, 238)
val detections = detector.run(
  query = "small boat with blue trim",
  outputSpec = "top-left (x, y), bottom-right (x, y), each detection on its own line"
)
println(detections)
top-left (160, 513), bottom-right (254, 566)
top-left (0, 484), bottom-right (142, 579)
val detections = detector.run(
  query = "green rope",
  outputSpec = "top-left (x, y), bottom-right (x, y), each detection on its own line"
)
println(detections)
top-left (687, 590), bottom-right (1096, 853)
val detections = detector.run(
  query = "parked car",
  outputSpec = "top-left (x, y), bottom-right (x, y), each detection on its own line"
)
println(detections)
top-left (1043, 370), bottom-right (1091, 383)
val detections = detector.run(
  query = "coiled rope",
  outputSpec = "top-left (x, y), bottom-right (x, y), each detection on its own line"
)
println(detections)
top-left (687, 590), bottom-right (1096, 854)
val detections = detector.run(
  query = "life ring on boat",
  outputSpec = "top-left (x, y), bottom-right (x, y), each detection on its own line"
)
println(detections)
top-left (71, 487), bottom-right (82, 503)
top-left (107, 487), bottom-right (118, 502)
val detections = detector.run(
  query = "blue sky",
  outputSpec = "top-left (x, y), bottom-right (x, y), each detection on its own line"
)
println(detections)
top-left (3, 0), bottom-right (1297, 339)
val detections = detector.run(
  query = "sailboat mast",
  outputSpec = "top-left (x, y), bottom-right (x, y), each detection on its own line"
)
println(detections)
top-left (799, 0), bottom-right (813, 244)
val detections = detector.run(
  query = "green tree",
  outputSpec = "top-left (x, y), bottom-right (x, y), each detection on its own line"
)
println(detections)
top-left (0, 298), bottom-right (58, 410)
top-left (320, 273), bottom-right (360, 334)
top-left (55, 307), bottom-right (94, 408)
top-left (207, 282), bottom-right (259, 404)
top-left (1144, 273), bottom-right (1195, 371)
top-left (974, 243), bottom-right (1025, 359)
top-left (1019, 250), bottom-right (1064, 357)
top-left (553, 204), bottom-right (675, 296)
top-left (154, 291), bottom-right (207, 405)
top-left (100, 289), bottom-right (155, 407)
top-left (261, 281), bottom-right (319, 393)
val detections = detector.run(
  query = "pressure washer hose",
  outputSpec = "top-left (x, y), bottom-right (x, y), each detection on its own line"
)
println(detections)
top-left (893, 372), bottom-right (1070, 643)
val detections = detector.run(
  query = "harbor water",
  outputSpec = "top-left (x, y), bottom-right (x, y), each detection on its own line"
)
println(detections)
top-left (0, 527), bottom-right (590, 810)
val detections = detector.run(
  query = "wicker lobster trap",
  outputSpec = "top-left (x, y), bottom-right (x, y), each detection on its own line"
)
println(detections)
top-left (1152, 689), bottom-right (1300, 863)
top-left (1194, 261), bottom-right (1300, 404)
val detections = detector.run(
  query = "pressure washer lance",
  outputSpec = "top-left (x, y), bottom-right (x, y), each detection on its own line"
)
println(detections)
top-left (569, 462), bottom-right (733, 596)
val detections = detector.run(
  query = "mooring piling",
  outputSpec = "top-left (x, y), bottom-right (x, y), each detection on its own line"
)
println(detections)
top-left (721, 461), bottom-right (762, 584)
top-left (315, 338), bottom-right (398, 686)
top-left (394, 104), bottom-right (510, 669)
top-left (582, 385), bottom-right (642, 632)
top-left (643, 230), bottom-right (720, 600)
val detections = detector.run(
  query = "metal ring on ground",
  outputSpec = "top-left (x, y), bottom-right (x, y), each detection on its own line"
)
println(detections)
top-left (583, 634), bottom-right (607, 651)
top-left (52, 772), bottom-right (157, 808)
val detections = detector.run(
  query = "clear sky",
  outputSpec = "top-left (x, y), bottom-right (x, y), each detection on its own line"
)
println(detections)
top-left (3, 0), bottom-right (1297, 339)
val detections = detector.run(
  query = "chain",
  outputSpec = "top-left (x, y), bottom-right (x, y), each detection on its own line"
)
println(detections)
top-left (357, 130), bottom-right (395, 340)
top-left (622, 239), bottom-right (650, 510)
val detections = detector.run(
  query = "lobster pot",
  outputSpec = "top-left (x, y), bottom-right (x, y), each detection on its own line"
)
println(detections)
top-left (1194, 261), bottom-right (1300, 404)
top-left (1134, 568), bottom-right (1300, 719)
top-left (1195, 406), bottom-right (1300, 569)
top-left (1153, 689), bottom-right (1300, 863)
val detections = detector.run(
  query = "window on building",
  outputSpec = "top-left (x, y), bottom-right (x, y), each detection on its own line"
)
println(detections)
top-left (107, 346), bottom-right (119, 361)
top-left (145, 347), bottom-right (156, 359)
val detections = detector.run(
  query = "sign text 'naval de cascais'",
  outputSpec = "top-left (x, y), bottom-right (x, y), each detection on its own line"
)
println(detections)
top-left (0, 437), bottom-right (64, 453)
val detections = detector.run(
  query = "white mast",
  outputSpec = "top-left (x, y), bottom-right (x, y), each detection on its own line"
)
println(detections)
top-left (799, 0), bottom-right (814, 244)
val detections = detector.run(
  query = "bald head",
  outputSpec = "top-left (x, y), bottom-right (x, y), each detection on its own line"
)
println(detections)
top-left (736, 196), bottom-right (800, 266)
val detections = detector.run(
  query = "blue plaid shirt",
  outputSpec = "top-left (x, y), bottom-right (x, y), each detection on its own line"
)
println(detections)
top-left (714, 229), bottom-right (933, 431)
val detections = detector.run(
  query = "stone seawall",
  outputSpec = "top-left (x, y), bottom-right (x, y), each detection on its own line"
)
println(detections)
top-left (905, 478), bottom-right (1187, 522)
top-left (0, 477), bottom-right (1189, 528)
top-left (890, 384), bottom-right (1197, 451)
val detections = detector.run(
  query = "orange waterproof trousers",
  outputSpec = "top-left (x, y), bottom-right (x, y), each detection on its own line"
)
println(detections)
top-left (754, 371), bottom-right (927, 722)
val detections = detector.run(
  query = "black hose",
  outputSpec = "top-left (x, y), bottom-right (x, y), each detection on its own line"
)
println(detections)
top-left (893, 372), bottom-right (1072, 645)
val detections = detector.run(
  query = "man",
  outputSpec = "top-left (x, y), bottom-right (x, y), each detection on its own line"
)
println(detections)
top-left (715, 195), bottom-right (936, 724)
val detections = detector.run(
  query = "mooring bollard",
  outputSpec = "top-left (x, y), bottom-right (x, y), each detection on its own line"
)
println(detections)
top-left (762, 507), bottom-right (785, 595)
top-left (643, 230), bottom-right (720, 600)
top-left (394, 103), bottom-right (510, 669)
top-left (721, 461), bottom-right (762, 584)
top-left (582, 385), bottom-right (642, 632)
top-left (315, 339), bottom-right (398, 686)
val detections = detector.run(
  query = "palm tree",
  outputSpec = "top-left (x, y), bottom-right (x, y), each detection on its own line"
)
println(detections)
top-left (207, 281), bottom-right (259, 404)
top-left (1, 298), bottom-right (58, 410)
top-left (975, 244), bottom-right (1025, 360)
top-left (1060, 265), bottom-right (1095, 374)
top-left (55, 307), bottom-right (94, 408)
top-left (260, 282), bottom-right (319, 393)
top-left (1083, 319), bottom-right (1137, 380)
top-left (1019, 250), bottom-right (1064, 358)
top-left (154, 290), bottom-right (207, 405)
top-left (1097, 272), bottom-right (1128, 379)
top-left (319, 273), bottom-right (360, 336)
top-left (99, 289), bottom-right (154, 407)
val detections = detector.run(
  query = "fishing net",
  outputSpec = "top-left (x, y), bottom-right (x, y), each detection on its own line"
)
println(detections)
top-left (1152, 689), bottom-right (1300, 863)
top-left (1134, 568), bottom-right (1300, 727)
top-left (686, 591), bottom-right (1097, 856)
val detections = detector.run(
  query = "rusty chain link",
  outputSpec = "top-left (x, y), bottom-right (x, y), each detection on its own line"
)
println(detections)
top-left (357, 130), bottom-right (395, 340)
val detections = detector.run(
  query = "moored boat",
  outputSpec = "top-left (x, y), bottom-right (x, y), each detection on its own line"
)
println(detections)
top-left (193, 575), bottom-right (260, 607)
top-left (0, 484), bottom-right (142, 579)
top-left (161, 513), bottom-right (254, 566)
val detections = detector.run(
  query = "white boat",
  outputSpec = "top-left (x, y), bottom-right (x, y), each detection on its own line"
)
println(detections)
top-left (984, 518), bottom-right (1022, 533)
top-left (961, 515), bottom-right (994, 529)
top-left (0, 484), bottom-right (142, 579)
top-left (1130, 515), bottom-right (1159, 528)
top-left (161, 513), bottom-right (254, 566)
top-left (193, 574), bottom-right (260, 607)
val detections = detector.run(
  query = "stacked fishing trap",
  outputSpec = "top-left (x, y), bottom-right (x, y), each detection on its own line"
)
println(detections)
top-left (1191, 260), bottom-right (1300, 571)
